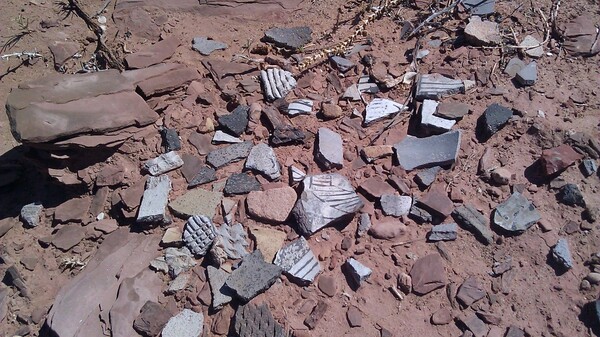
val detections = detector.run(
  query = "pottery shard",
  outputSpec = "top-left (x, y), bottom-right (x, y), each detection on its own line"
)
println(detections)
top-left (137, 175), bottom-right (172, 224)
top-left (225, 250), bottom-right (283, 302)
top-left (234, 303), bottom-right (287, 337)
top-left (133, 301), bottom-right (172, 337)
top-left (169, 188), bottom-right (223, 219)
top-left (292, 174), bottom-right (363, 235)
top-left (493, 192), bottom-right (541, 233)
top-left (143, 151), bottom-right (184, 176)
top-left (264, 26), bottom-right (312, 49)
top-left (46, 229), bottom-right (160, 337)
top-left (456, 277), bottom-right (486, 307)
top-left (245, 143), bottom-right (281, 180)
top-left (274, 237), bottom-right (321, 284)
top-left (249, 226), bottom-right (287, 263)
top-left (316, 127), bottom-right (343, 169)
top-left (125, 36), bottom-right (180, 69)
top-left (394, 130), bottom-right (461, 170)
top-left (6, 70), bottom-right (158, 145)
top-left (410, 253), bottom-right (446, 295)
top-left (162, 309), bottom-right (204, 337)
top-left (540, 144), bottom-right (583, 176)
top-left (247, 186), bottom-right (297, 223)
top-left (183, 215), bottom-right (217, 257)
top-left (464, 16), bottom-right (501, 46)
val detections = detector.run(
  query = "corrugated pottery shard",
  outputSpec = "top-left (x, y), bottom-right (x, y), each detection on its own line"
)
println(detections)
top-left (214, 223), bottom-right (249, 260)
top-left (260, 68), bottom-right (297, 102)
top-left (363, 98), bottom-right (407, 126)
top-left (292, 173), bottom-right (363, 235)
top-left (274, 237), bottom-right (320, 284)
top-left (234, 303), bottom-right (288, 337)
top-left (183, 215), bottom-right (217, 256)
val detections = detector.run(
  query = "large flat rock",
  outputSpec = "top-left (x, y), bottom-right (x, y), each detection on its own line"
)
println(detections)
top-left (6, 70), bottom-right (158, 146)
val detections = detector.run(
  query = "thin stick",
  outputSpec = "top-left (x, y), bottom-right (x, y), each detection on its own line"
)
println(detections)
top-left (407, 0), bottom-right (463, 39)
top-left (95, 0), bottom-right (114, 17)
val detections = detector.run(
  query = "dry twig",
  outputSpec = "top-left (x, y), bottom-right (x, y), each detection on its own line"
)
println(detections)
top-left (407, 0), bottom-right (463, 39)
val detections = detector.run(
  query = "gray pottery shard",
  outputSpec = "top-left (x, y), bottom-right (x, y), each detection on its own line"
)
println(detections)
top-left (394, 130), bottom-right (461, 170)
top-left (415, 73), bottom-right (465, 100)
top-left (234, 303), bottom-right (287, 337)
top-left (137, 175), bottom-right (171, 224)
top-left (363, 98), bottom-right (407, 126)
top-left (143, 151), bottom-right (183, 176)
top-left (214, 223), bottom-right (249, 260)
top-left (292, 173), bottom-right (363, 235)
top-left (316, 127), bottom-right (343, 169)
top-left (552, 238), bottom-right (573, 269)
top-left (206, 141), bottom-right (253, 168)
top-left (287, 99), bottom-right (313, 116)
top-left (245, 143), bottom-right (281, 180)
top-left (192, 36), bottom-right (228, 56)
top-left (420, 99), bottom-right (455, 133)
top-left (260, 68), bottom-right (297, 102)
top-left (183, 215), bottom-right (217, 257)
top-left (345, 258), bottom-right (372, 287)
top-left (493, 192), bottom-right (541, 233)
top-left (264, 26), bottom-right (312, 49)
top-left (274, 237), bottom-right (320, 284)
top-left (207, 266), bottom-right (233, 310)
top-left (225, 250), bottom-right (283, 302)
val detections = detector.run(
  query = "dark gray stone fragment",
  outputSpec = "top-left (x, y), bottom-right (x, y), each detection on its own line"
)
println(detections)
top-left (493, 192), bottom-right (540, 233)
top-left (188, 166), bottom-right (217, 188)
top-left (463, 0), bottom-right (495, 15)
top-left (224, 173), bottom-right (261, 195)
top-left (452, 205), bottom-right (493, 244)
top-left (416, 166), bottom-right (442, 188)
top-left (428, 223), bottom-right (458, 241)
top-left (503, 57), bottom-right (526, 77)
top-left (207, 266), bottom-right (233, 310)
top-left (557, 183), bottom-right (585, 206)
top-left (264, 26), bottom-right (312, 49)
top-left (552, 238), bottom-right (573, 269)
top-left (226, 250), bottom-right (283, 302)
top-left (218, 105), bottom-right (249, 136)
top-left (394, 130), bottom-right (461, 170)
top-left (160, 128), bottom-right (181, 152)
top-left (234, 303), bottom-right (287, 337)
top-left (515, 62), bottom-right (537, 86)
top-left (410, 204), bottom-right (433, 223)
top-left (581, 159), bottom-right (598, 177)
top-left (476, 103), bottom-right (512, 141)
top-left (206, 141), bottom-right (253, 168)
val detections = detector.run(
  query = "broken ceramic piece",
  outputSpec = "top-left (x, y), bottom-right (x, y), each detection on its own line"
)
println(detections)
top-left (394, 130), bottom-right (462, 170)
top-left (415, 74), bottom-right (465, 100)
top-left (363, 98), bottom-right (407, 126)
top-left (143, 151), bottom-right (184, 176)
top-left (260, 68), bottom-right (297, 101)
top-left (274, 237), bottom-right (320, 284)
top-left (183, 215), bottom-right (217, 257)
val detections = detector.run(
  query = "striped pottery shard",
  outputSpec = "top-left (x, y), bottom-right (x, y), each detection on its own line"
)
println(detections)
top-left (415, 73), bottom-right (465, 100)
top-left (292, 173), bottom-right (363, 235)
top-left (286, 99), bottom-right (313, 116)
top-left (234, 303), bottom-right (288, 337)
top-left (274, 237), bottom-right (320, 284)
top-left (363, 98), bottom-right (407, 126)
top-left (260, 68), bottom-right (297, 102)
top-left (183, 215), bottom-right (217, 257)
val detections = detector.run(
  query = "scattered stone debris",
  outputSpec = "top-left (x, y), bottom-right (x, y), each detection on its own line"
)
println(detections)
top-left (183, 215), bottom-right (217, 256)
top-left (224, 173), bottom-right (261, 195)
top-left (274, 237), bottom-right (321, 284)
top-left (415, 74), bottom-right (465, 100)
top-left (493, 192), bottom-right (541, 233)
top-left (137, 175), bottom-right (172, 225)
top-left (188, 166), bottom-right (217, 188)
top-left (410, 253), bottom-right (446, 295)
top-left (557, 184), bottom-right (585, 206)
top-left (192, 36), bottom-right (228, 55)
top-left (345, 258), bottom-right (372, 287)
top-left (245, 143), bottom-right (281, 180)
top-left (369, 219), bottom-right (406, 240)
top-left (249, 226), bottom-right (287, 263)
top-left (293, 173), bottom-right (363, 235)
top-left (20, 203), bottom-right (43, 228)
top-left (218, 105), bottom-right (249, 137)
top-left (453, 205), bottom-right (493, 245)
top-left (234, 302), bottom-right (287, 337)
top-left (260, 68), bottom-right (297, 101)
top-left (456, 277), bottom-right (486, 307)
top-left (226, 250), bottom-right (282, 302)
top-left (476, 103), bottom-right (512, 142)
top-left (552, 238), bottom-right (573, 270)
top-left (394, 130), bottom-right (462, 170)
top-left (363, 98), bottom-right (406, 125)
top-left (346, 306), bottom-right (362, 327)
top-left (540, 144), bottom-right (583, 176)
top-left (428, 223), bottom-right (458, 242)
top-left (247, 186), bottom-right (296, 223)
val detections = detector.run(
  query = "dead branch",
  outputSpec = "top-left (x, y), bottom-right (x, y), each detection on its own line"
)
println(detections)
top-left (1, 51), bottom-right (42, 60)
top-left (407, 0), bottom-right (463, 39)
top-left (65, 0), bottom-right (123, 70)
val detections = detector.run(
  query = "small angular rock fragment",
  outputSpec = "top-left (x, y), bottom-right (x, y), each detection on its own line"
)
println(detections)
top-left (331, 56), bottom-right (355, 73)
top-left (274, 237), bottom-right (321, 284)
top-left (557, 183), bottom-right (585, 206)
top-left (188, 166), bottom-right (217, 188)
top-left (318, 275), bottom-right (337, 297)
top-left (418, 186), bottom-right (454, 217)
top-left (504, 57), bottom-right (526, 77)
top-left (133, 301), bottom-right (171, 337)
top-left (20, 203), bottom-right (43, 228)
top-left (346, 306), bottom-right (362, 327)
top-left (464, 16), bottom-right (501, 46)
top-left (363, 98), bottom-right (406, 125)
top-left (316, 127), bottom-right (343, 169)
top-left (428, 223), bottom-right (458, 241)
top-left (519, 35), bottom-right (543, 58)
top-left (162, 309), bottom-right (203, 337)
top-left (143, 151), bottom-right (183, 176)
top-left (264, 26), bottom-right (312, 49)
top-left (137, 175), bottom-right (171, 225)
top-left (207, 266), bottom-right (233, 310)
top-left (192, 36), bottom-right (228, 56)
top-left (552, 238), bottom-right (573, 270)
top-left (345, 258), bottom-right (372, 287)
top-left (160, 128), bottom-right (181, 152)
top-left (247, 186), bottom-right (297, 223)
top-left (380, 195), bottom-right (412, 217)
top-left (515, 62), bottom-right (537, 86)
top-left (581, 159), bottom-right (598, 177)
top-left (456, 277), bottom-right (486, 307)
top-left (435, 102), bottom-right (471, 120)
top-left (260, 68), bottom-right (297, 101)
top-left (218, 105), bottom-right (249, 137)
top-left (453, 205), bottom-right (493, 244)
top-left (213, 222), bottom-right (249, 260)
top-left (361, 145), bottom-right (394, 163)
top-left (292, 173), bottom-right (363, 235)
top-left (304, 300), bottom-right (328, 329)
top-left (234, 303), bottom-right (287, 337)
top-left (415, 73), bottom-right (465, 100)
top-left (410, 253), bottom-right (446, 295)
top-left (421, 100), bottom-right (455, 133)
top-left (224, 173), bottom-right (261, 195)
top-left (493, 192), bottom-right (541, 233)
top-left (540, 144), bottom-right (583, 176)
top-left (461, 315), bottom-right (489, 337)
top-left (245, 143), bottom-right (281, 180)
top-left (183, 215), bottom-right (217, 257)
top-left (226, 250), bottom-right (283, 302)
top-left (287, 99), bottom-right (313, 116)
top-left (416, 166), bottom-right (442, 188)
top-left (357, 213), bottom-right (372, 237)
top-left (476, 103), bottom-right (513, 142)
top-left (206, 141), bottom-right (253, 169)
top-left (431, 308), bottom-right (453, 325)
top-left (394, 130), bottom-right (462, 170)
